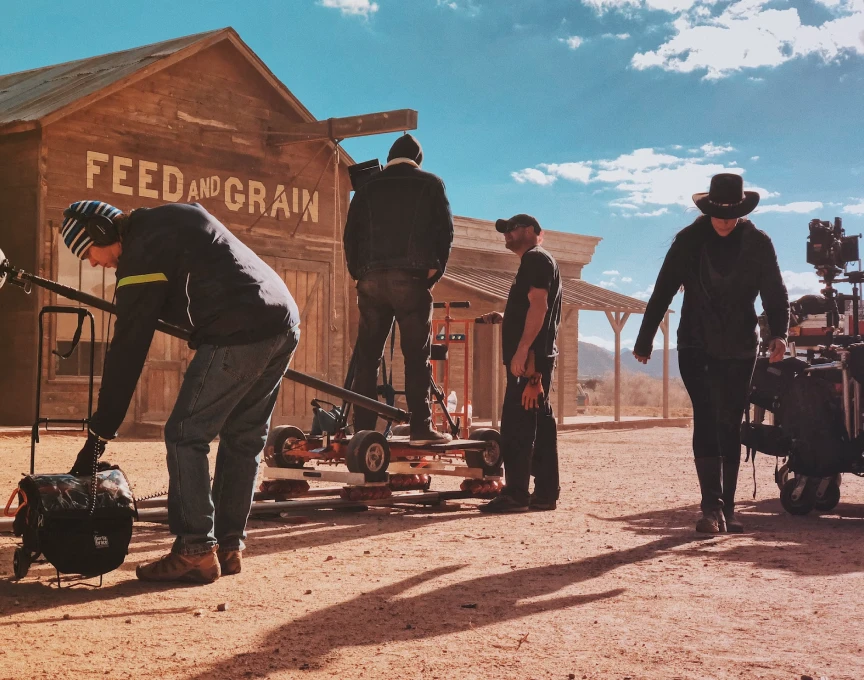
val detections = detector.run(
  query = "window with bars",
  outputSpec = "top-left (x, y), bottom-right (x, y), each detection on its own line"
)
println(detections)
top-left (54, 236), bottom-right (115, 378)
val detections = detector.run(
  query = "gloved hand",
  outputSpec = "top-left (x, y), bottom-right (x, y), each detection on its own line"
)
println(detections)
top-left (69, 429), bottom-right (110, 477)
top-left (521, 351), bottom-right (544, 410)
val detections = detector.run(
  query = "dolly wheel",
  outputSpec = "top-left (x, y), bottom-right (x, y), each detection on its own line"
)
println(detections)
top-left (465, 429), bottom-right (503, 475)
top-left (780, 477), bottom-right (815, 516)
top-left (13, 547), bottom-right (30, 580)
top-left (346, 430), bottom-right (391, 483)
top-left (775, 463), bottom-right (791, 492)
top-left (814, 480), bottom-right (841, 512)
top-left (265, 426), bottom-right (307, 468)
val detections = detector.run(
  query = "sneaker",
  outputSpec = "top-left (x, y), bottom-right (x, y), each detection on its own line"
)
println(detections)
top-left (218, 549), bottom-right (242, 575)
top-left (479, 494), bottom-right (529, 514)
top-left (529, 494), bottom-right (557, 511)
top-left (409, 428), bottom-right (453, 446)
top-left (136, 546), bottom-right (220, 584)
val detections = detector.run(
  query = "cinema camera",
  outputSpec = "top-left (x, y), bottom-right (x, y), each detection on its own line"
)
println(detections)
top-left (796, 217), bottom-right (864, 335)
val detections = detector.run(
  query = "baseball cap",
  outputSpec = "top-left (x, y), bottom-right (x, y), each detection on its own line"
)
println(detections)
top-left (495, 213), bottom-right (542, 234)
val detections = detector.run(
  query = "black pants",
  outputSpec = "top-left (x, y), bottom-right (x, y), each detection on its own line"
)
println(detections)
top-left (351, 269), bottom-right (433, 432)
top-left (678, 348), bottom-right (755, 460)
top-left (500, 367), bottom-right (559, 504)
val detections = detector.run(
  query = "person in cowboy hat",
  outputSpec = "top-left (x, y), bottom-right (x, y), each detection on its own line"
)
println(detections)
top-left (632, 173), bottom-right (789, 534)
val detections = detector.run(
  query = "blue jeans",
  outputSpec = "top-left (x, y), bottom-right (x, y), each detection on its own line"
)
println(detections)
top-left (164, 328), bottom-right (299, 555)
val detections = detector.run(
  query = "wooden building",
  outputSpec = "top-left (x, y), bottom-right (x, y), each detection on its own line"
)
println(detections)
top-left (0, 29), bottom-right (355, 432)
top-left (0, 28), bottom-right (649, 433)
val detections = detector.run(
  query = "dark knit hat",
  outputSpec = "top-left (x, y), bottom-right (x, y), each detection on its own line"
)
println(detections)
top-left (387, 134), bottom-right (423, 165)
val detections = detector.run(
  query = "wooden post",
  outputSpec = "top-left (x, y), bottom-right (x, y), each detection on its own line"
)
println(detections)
top-left (661, 312), bottom-right (670, 420)
top-left (605, 311), bottom-right (630, 423)
top-left (492, 323), bottom-right (500, 430)
top-left (557, 324), bottom-right (565, 427)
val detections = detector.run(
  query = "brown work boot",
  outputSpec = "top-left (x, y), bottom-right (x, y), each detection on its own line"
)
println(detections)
top-left (136, 546), bottom-right (220, 584)
top-left (217, 549), bottom-right (242, 575)
top-left (409, 427), bottom-right (453, 446)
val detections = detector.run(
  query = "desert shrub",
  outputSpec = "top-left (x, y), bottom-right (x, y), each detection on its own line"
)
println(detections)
top-left (585, 372), bottom-right (691, 409)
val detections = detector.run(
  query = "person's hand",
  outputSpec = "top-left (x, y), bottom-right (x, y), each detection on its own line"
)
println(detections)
top-left (768, 337), bottom-right (787, 363)
top-left (69, 430), bottom-right (109, 476)
top-left (632, 350), bottom-right (650, 365)
top-left (477, 311), bottom-right (503, 325)
top-left (510, 346), bottom-right (529, 377)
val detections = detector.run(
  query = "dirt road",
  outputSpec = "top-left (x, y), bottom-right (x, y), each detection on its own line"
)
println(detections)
top-left (0, 428), bottom-right (862, 680)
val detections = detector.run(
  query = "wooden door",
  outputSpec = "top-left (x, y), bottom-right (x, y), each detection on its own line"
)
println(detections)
top-left (137, 332), bottom-right (191, 424)
top-left (264, 256), bottom-right (330, 427)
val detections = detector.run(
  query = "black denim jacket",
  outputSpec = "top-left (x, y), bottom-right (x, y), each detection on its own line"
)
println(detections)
top-left (343, 162), bottom-right (454, 284)
top-left (634, 216), bottom-right (789, 359)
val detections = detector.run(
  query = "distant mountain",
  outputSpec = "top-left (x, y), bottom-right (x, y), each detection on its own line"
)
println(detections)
top-left (578, 341), bottom-right (680, 380)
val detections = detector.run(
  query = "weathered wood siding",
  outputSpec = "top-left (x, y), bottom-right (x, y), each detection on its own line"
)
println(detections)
top-left (0, 130), bottom-right (42, 424)
top-left (33, 40), bottom-right (351, 432)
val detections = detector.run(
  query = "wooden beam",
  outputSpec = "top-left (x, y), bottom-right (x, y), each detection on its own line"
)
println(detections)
top-left (270, 109), bottom-right (418, 145)
top-left (605, 311), bottom-right (630, 422)
top-left (662, 316), bottom-right (670, 419)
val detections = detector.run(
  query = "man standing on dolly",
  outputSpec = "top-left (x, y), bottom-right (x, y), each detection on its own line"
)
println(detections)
top-left (62, 199), bottom-right (300, 583)
top-left (633, 173), bottom-right (789, 534)
top-left (343, 133), bottom-right (454, 445)
top-left (478, 214), bottom-right (562, 514)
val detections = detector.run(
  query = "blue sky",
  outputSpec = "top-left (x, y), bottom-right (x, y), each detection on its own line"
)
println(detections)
top-left (2, 0), bottom-right (863, 351)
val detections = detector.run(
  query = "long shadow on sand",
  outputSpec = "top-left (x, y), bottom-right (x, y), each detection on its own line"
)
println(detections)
top-left (182, 532), bottom-right (704, 679)
top-left (591, 494), bottom-right (864, 578)
top-left (0, 505), bottom-right (474, 618)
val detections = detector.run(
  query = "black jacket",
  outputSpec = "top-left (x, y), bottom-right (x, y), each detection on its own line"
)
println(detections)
top-left (343, 161), bottom-right (454, 284)
top-left (634, 216), bottom-right (789, 359)
top-left (90, 203), bottom-right (299, 437)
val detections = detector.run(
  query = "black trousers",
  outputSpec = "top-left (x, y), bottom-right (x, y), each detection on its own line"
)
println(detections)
top-left (351, 269), bottom-right (433, 432)
top-left (678, 348), bottom-right (756, 460)
top-left (500, 367), bottom-right (559, 504)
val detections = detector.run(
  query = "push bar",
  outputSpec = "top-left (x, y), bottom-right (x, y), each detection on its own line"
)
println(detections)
top-left (0, 251), bottom-right (410, 424)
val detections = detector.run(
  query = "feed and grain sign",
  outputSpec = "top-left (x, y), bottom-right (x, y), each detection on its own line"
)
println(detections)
top-left (85, 150), bottom-right (320, 223)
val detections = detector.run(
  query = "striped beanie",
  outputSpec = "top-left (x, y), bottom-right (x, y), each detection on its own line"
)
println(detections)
top-left (60, 200), bottom-right (123, 259)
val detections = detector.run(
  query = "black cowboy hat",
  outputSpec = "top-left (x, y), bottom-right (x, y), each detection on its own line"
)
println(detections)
top-left (692, 173), bottom-right (760, 219)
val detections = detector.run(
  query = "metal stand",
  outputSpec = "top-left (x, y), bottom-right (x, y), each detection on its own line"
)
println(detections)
top-left (31, 306), bottom-right (96, 474)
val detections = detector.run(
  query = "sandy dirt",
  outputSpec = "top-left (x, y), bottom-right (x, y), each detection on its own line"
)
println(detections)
top-left (0, 427), bottom-right (862, 680)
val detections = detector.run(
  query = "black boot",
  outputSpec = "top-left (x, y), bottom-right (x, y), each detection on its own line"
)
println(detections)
top-left (694, 457), bottom-right (726, 533)
top-left (723, 454), bottom-right (744, 533)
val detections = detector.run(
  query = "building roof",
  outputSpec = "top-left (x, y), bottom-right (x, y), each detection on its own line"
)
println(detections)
top-left (454, 216), bottom-right (600, 267)
top-left (443, 265), bottom-right (648, 313)
top-left (0, 28), bottom-right (320, 135)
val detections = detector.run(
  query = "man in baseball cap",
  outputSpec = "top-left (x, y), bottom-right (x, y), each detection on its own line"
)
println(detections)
top-left (479, 213), bottom-right (562, 513)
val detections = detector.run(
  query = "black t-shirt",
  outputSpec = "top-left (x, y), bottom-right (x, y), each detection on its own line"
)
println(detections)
top-left (502, 246), bottom-right (562, 370)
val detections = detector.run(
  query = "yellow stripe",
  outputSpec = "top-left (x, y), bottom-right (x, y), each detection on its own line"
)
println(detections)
top-left (117, 273), bottom-right (168, 288)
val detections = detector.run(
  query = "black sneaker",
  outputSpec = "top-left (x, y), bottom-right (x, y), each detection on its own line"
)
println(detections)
top-left (409, 429), bottom-right (453, 446)
top-left (479, 495), bottom-right (529, 514)
top-left (529, 494), bottom-right (557, 511)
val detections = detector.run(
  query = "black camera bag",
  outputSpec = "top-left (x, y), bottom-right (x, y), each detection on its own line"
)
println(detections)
top-left (13, 469), bottom-right (136, 577)
top-left (748, 356), bottom-right (808, 412)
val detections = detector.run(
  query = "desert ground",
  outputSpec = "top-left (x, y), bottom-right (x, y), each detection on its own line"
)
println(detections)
top-left (0, 426), bottom-right (862, 680)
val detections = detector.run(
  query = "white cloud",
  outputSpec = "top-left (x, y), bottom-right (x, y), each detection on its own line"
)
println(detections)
top-left (320, 0), bottom-right (378, 16)
top-left (756, 201), bottom-right (824, 214)
top-left (632, 208), bottom-right (671, 217)
top-left (511, 168), bottom-right (557, 185)
top-left (845, 200), bottom-right (864, 215)
top-left (700, 142), bottom-right (735, 157)
top-left (512, 145), bottom-right (777, 212)
top-left (622, 276), bottom-right (634, 283)
top-left (539, 162), bottom-right (593, 183)
top-left (751, 156), bottom-right (760, 161)
top-left (633, 283), bottom-right (655, 300)
top-left (782, 270), bottom-right (823, 297)
top-left (602, 32), bottom-right (632, 39)
top-left (603, 270), bottom-right (621, 275)
top-left (630, 0), bottom-right (864, 80)
top-left (579, 334), bottom-right (619, 352)
top-left (560, 35), bottom-right (585, 49)
top-left (599, 279), bottom-right (619, 288)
